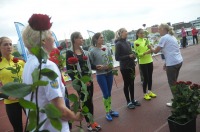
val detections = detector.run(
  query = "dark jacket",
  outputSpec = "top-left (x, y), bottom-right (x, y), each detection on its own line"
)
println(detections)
top-left (115, 39), bottom-right (136, 70)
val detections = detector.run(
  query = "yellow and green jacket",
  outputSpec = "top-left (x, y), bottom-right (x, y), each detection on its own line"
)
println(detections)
top-left (0, 55), bottom-right (25, 104)
top-left (134, 38), bottom-right (153, 64)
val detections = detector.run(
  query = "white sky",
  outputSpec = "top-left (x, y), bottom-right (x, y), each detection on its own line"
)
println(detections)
top-left (0, 0), bottom-right (200, 43)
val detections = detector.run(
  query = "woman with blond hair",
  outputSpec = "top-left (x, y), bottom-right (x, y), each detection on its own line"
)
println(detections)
top-left (66, 32), bottom-right (101, 131)
top-left (22, 17), bottom-right (83, 131)
top-left (0, 36), bottom-right (25, 132)
top-left (115, 28), bottom-right (140, 109)
top-left (148, 23), bottom-right (183, 107)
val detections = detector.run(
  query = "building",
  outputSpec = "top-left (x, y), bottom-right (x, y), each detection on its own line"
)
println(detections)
top-left (190, 17), bottom-right (200, 27)
top-left (172, 22), bottom-right (192, 30)
top-left (146, 25), bottom-right (159, 34)
top-left (127, 30), bottom-right (136, 41)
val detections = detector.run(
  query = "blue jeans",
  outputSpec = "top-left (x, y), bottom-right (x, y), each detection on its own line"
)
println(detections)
top-left (96, 72), bottom-right (113, 99)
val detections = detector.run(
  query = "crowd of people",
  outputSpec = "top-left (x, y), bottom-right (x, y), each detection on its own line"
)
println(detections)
top-left (0, 14), bottom-right (199, 131)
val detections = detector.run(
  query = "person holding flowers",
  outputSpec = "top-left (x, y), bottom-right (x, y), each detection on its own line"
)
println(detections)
top-left (0, 37), bottom-right (25, 132)
top-left (134, 28), bottom-right (157, 100)
top-left (66, 32), bottom-right (101, 131)
top-left (148, 23), bottom-right (183, 107)
top-left (115, 28), bottom-right (141, 109)
top-left (89, 32), bottom-right (119, 121)
top-left (22, 14), bottom-right (83, 132)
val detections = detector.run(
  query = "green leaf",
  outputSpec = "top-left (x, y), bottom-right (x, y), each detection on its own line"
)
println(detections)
top-left (32, 68), bottom-right (40, 83)
top-left (68, 94), bottom-right (78, 102)
top-left (27, 110), bottom-right (37, 131)
top-left (41, 48), bottom-right (48, 63)
top-left (72, 79), bottom-right (81, 91)
top-left (13, 78), bottom-right (20, 82)
top-left (84, 113), bottom-right (93, 123)
top-left (31, 46), bottom-right (41, 61)
top-left (41, 68), bottom-right (58, 81)
top-left (82, 106), bottom-right (89, 114)
top-left (81, 82), bottom-right (89, 102)
top-left (112, 69), bottom-right (118, 76)
top-left (49, 118), bottom-right (62, 131)
top-left (35, 119), bottom-right (47, 131)
top-left (44, 104), bottom-right (61, 119)
top-left (19, 98), bottom-right (36, 110)
top-left (16, 65), bottom-right (21, 73)
top-left (71, 101), bottom-right (79, 113)
top-left (6, 67), bottom-right (16, 71)
top-left (80, 75), bottom-right (91, 83)
top-left (33, 80), bottom-right (49, 87)
top-left (0, 82), bottom-right (32, 98)
top-left (65, 69), bottom-right (73, 74)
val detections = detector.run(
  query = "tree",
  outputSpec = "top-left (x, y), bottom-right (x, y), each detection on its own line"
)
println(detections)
top-left (101, 30), bottom-right (115, 43)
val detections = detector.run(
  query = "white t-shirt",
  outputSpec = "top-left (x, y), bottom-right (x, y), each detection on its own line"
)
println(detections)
top-left (158, 34), bottom-right (183, 66)
top-left (23, 54), bottom-right (69, 132)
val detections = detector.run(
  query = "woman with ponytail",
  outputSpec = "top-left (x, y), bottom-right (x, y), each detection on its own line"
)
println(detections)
top-left (66, 32), bottom-right (101, 131)
top-left (89, 32), bottom-right (119, 121)
top-left (134, 28), bottom-right (157, 101)
top-left (148, 23), bottom-right (183, 107)
top-left (115, 28), bottom-right (141, 109)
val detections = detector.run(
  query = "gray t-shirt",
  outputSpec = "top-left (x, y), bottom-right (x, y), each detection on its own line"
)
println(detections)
top-left (89, 46), bottom-right (113, 75)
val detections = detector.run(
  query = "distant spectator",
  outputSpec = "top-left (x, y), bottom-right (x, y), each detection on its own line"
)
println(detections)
top-left (191, 27), bottom-right (199, 44)
top-left (181, 27), bottom-right (187, 48)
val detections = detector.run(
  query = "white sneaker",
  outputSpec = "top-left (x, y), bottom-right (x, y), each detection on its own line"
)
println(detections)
top-left (166, 102), bottom-right (172, 107)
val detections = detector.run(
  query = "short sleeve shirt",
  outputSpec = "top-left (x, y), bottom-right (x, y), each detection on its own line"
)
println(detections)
top-left (158, 34), bottom-right (183, 66)
top-left (23, 54), bottom-right (69, 132)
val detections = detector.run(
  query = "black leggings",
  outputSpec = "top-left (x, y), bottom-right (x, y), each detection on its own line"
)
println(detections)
top-left (6, 102), bottom-right (23, 132)
top-left (80, 81), bottom-right (94, 123)
top-left (193, 35), bottom-right (198, 44)
top-left (182, 37), bottom-right (187, 48)
top-left (120, 69), bottom-right (135, 103)
top-left (140, 62), bottom-right (153, 93)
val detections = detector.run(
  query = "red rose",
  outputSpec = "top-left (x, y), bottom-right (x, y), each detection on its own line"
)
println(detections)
top-left (68, 57), bottom-right (78, 64)
top-left (178, 81), bottom-right (185, 84)
top-left (175, 82), bottom-right (180, 85)
top-left (50, 48), bottom-right (60, 57)
top-left (82, 56), bottom-right (88, 61)
top-left (57, 46), bottom-right (63, 50)
top-left (190, 84), bottom-right (199, 90)
top-left (101, 47), bottom-right (106, 51)
top-left (13, 58), bottom-right (19, 63)
top-left (186, 81), bottom-right (192, 85)
top-left (136, 44), bottom-right (140, 47)
top-left (28, 14), bottom-right (52, 31)
top-left (49, 57), bottom-right (59, 65)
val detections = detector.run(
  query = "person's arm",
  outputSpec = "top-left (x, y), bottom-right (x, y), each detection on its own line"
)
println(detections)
top-left (148, 37), bottom-right (164, 54)
top-left (143, 49), bottom-right (153, 55)
top-left (148, 46), bottom-right (161, 54)
top-left (51, 97), bottom-right (83, 121)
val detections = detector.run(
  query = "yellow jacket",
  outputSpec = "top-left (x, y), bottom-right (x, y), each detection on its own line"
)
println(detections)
top-left (0, 55), bottom-right (25, 104)
top-left (134, 38), bottom-right (153, 64)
